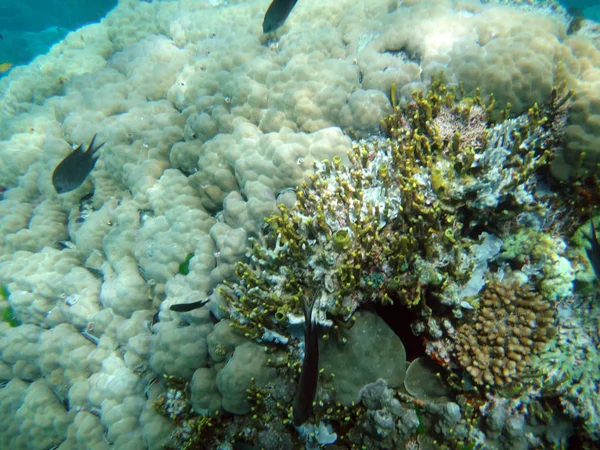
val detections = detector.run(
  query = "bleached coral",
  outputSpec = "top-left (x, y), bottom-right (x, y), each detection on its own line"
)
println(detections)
top-left (0, 247), bottom-right (102, 327)
top-left (551, 40), bottom-right (600, 179)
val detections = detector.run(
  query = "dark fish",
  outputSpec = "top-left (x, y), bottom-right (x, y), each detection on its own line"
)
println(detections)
top-left (566, 7), bottom-right (584, 35)
top-left (169, 299), bottom-right (209, 312)
top-left (52, 134), bottom-right (104, 194)
top-left (293, 293), bottom-right (319, 426)
top-left (586, 220), bottom-right (600, 279)
top-left (233, 443), bottom-right (258, 450)
top-left (262, 0), bottom-right (298, 34)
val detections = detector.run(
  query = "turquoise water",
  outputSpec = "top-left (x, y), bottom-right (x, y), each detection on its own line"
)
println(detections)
top-left (0, 0), bottom-right (116, 69)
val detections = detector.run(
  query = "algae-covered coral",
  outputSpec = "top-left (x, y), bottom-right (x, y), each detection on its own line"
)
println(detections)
top-left (224, 73), bottom-right (562, 326)
top-left (149, 75), bottom-right (600, 449)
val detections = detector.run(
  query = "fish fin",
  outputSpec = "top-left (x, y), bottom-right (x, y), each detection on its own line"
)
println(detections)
top-left (85, 134), bottom-right (105, 157)
top-left (71, 144), bottom-right (84, 154)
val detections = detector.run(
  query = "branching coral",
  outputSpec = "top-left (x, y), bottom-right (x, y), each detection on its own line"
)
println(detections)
top-left (386, 74), bottom-right (567, 215)
top-left (454, 282), bottom-right (555, 387)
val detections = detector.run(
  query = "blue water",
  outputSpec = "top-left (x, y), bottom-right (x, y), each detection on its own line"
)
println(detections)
top-left (563, 0), bottom-right (597, 10)
top-left (0, 0), bottom-right (116, 69)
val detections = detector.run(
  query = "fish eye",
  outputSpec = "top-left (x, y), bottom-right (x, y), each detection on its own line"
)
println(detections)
top-left (65, 294), bottom-right (78, 306)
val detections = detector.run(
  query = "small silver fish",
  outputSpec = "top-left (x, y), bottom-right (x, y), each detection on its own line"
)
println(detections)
top-left (52, 134), bottom-right (104, 194)
top-left (262, 0), bottom-right (298, 34)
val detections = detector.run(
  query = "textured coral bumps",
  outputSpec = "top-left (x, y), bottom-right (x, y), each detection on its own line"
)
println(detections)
top-left (455, 282), bottom-right (555, 387)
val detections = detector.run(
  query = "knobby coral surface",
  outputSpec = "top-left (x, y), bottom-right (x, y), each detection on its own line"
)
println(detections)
top-left (455, 282), bottom-right (555, 386)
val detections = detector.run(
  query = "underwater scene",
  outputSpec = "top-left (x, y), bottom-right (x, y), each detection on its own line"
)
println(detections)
top-left (2, 0), bottom-right (600, 449)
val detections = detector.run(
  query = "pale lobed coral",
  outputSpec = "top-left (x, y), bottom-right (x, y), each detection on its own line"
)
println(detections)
top-left (2, 379), bottom-right (72, 450)
top-left (190, 367), bottom-right (222, 415)
top-left (550, 37), bottom-right (600, 179)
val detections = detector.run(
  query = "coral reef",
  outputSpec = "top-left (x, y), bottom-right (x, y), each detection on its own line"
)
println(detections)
top-left (0, 0), bottom-right (599, 449)
top-left (155, 75), bottom-right (582, 449)
top-left (221, 72), bottom-right (568, 351)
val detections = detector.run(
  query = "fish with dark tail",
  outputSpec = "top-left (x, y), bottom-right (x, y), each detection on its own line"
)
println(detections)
top-left (293, 292), bottom-right (319, 426)
top-left (52, 135), bottom-right (104, 194)
top-left (586, 220), bottom-right (600, 279)
top-left (169, 299), bottom-right (209, 312)
top-left (262, 0), bottom-right (298, 34)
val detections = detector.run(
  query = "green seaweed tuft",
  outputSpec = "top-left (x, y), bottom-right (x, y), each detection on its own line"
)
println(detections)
top-left (178, 253), bottom-right (194, 275)
top-left (2, 306), bottom-right (20, 327)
